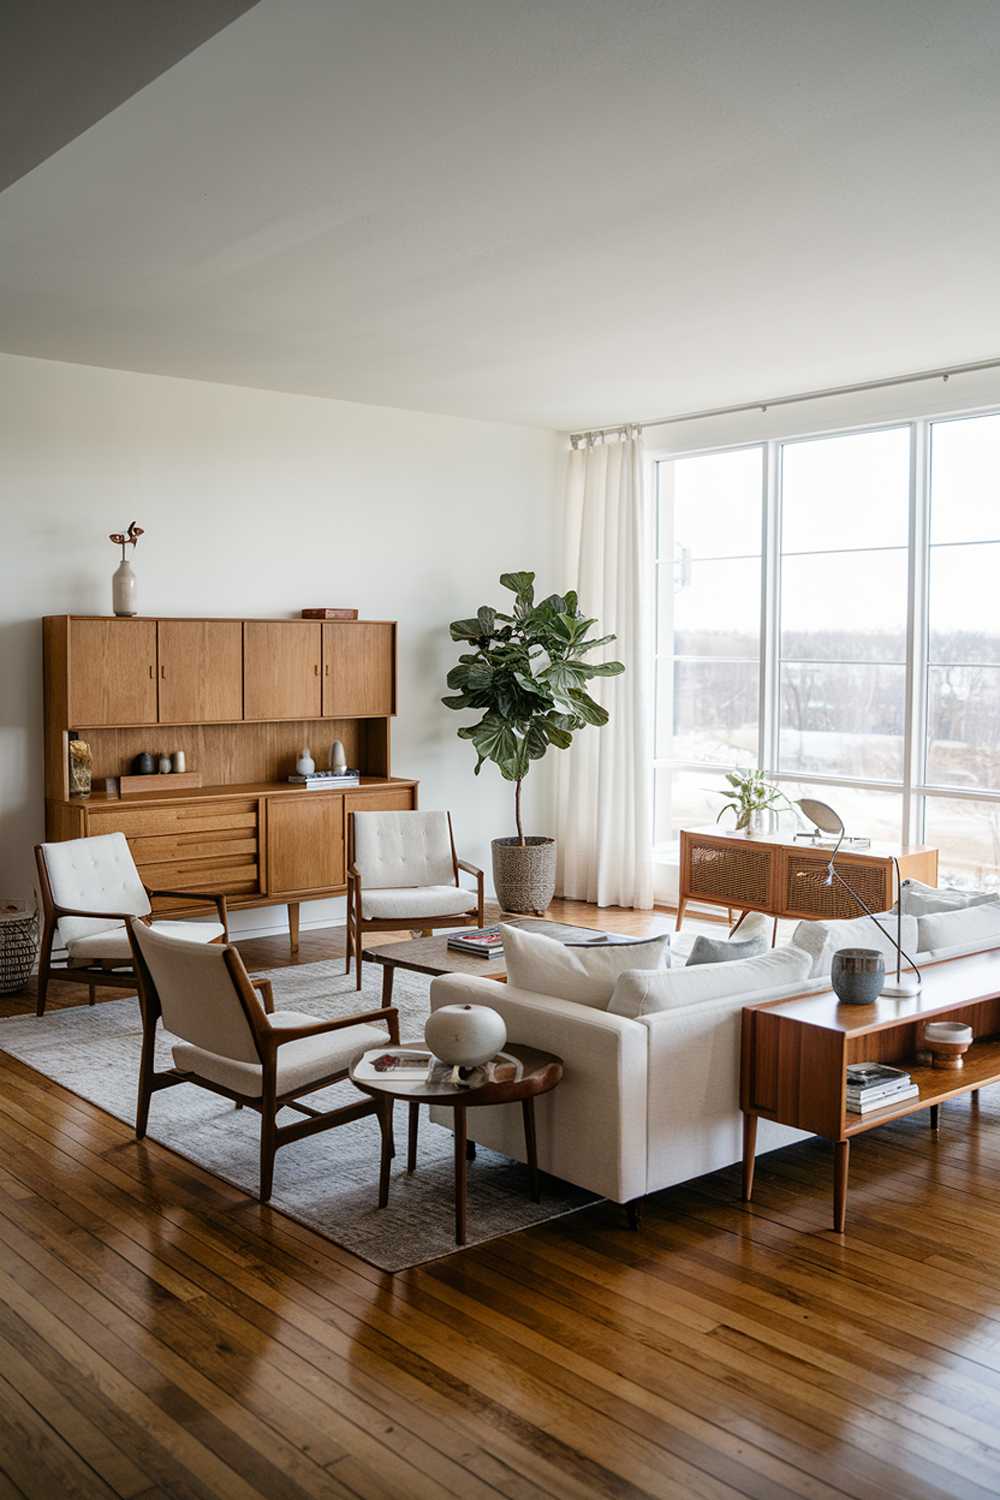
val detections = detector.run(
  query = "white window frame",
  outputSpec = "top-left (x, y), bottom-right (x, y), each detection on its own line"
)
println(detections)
top-left (652, 401), bottom-right (1000, 871)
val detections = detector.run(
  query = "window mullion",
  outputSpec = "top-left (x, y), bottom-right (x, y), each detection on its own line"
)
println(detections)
top-left (760, 439), bottom-right (781, 776)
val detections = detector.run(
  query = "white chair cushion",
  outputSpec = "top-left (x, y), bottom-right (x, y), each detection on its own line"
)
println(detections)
top-left (172, 1016), bottom-right (388, 1098)
top-left (361, 885), bottom-right (476, 920)
top-left (43, 832), bottom-right (151, 947)
top-left (353, 810), bottom-right (455, 888)
top-left (917, 902), bottom-right (1000, 954)
top-left (67, 919), bottom-right (224, 961)
top-left (790, 911), bottom-right (919, 978)
top-left (501, 923), bottom-right (669, 1009)
top-left (898, 878), bottom-right (999, 917)
top-left (132, 921), bottom-right (261, 1061)
top-left (609, 945), bottom-right (814, 1019)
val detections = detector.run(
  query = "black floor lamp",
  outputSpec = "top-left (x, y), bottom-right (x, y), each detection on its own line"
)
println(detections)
top-left (796, 798), bottom-right (922, 997)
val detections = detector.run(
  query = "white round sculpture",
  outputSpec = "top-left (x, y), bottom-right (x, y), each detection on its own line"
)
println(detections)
top-left (425, 1004), bottom-right (506, 1070)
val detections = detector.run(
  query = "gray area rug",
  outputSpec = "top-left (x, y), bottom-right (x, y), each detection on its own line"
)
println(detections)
top-left (0, 959), bottom-right (595, 1270)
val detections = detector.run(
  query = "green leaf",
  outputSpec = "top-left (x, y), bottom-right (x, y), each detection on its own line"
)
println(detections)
top-left (449, 617), bottom-right (484, 642)
top-left (567, 688), bottom-right (608, 726)
top-left (582, 659), bottom-right (625, 678)
top-left (441, 693), bottom-right (471, 710)
top-left (499, 571), bottom-right (535, 603)
top-left (575, 632), bottom-right (616, 655)
top-left (543, 716), bottom-right (573, 749)
top-left (477, 605), bottom-right (496, 636)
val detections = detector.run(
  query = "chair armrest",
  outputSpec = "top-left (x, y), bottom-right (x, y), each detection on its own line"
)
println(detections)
top-left (51, 904), bottom-right (138, 922)
top-left (265, 1005), bottom-right (399, 1048)
top-left (144, 887), bottom-right (230, 938)
top-left (252, 977), bottom-right (275, 1014)
top-left (456, 858), bottom-right (483, 879)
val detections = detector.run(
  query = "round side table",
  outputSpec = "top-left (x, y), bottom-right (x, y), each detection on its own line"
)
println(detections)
top-left (349, 1041), bottom-right (563, 1246)
top-left (0, 902), bottom-right (39, 996)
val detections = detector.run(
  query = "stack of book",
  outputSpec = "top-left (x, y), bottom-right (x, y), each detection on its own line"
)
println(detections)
top-left (845, 1062), bottom-right (918, 1114)
top-left (447, 926), bottom-right (504, 957)
top-left (287, 768), bottom-right (360, 789)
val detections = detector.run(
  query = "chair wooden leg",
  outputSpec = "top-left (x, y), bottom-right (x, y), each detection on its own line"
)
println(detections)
top-left (344, 912), bottom-right (353, 974)
top-left (88, 981), bottom-right (97, 1006)
top-left (355, 925), bottom-right (364, 989)
top-left (259, 1105), bottom-right (277, 1202)
top-left (135, 1022), bottom-right (157, 1141)
top-left (35, 919), bottom-right (56, 1017)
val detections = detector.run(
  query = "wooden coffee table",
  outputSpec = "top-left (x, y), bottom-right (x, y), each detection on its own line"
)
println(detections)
top-left (348, 1041), bottom-right (563, 1245)
top-left (362, 912), bottom-right (645, 1003)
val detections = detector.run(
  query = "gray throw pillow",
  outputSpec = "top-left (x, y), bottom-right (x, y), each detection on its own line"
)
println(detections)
top-left (686, 932), bottom-right (768, 967)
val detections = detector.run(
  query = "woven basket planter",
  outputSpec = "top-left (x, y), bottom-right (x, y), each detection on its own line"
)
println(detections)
top-left (492, 837), bottom-right (557, 916)
top-left (0, 904), bottom-right (39, 996)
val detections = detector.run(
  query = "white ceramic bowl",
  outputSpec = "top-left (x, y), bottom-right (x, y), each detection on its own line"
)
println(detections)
top-left (424, 1004), bottom-right (507, 1067)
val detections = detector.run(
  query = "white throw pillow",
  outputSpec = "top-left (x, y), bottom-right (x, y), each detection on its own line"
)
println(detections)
top-left (500, 923), bottom-right (669, 1009)
top-left (898, 878), bottom-right (999, 917)
top-left (917, 902), bottom-right (1000, 954)
top-left (608, 945), bottom-right (813, 1019)
top-left (790, 911), bottom-right (919, 979)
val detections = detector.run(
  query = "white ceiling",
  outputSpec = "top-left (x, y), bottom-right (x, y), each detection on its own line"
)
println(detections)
top-left (2, 0), bottom-right (1000, 431)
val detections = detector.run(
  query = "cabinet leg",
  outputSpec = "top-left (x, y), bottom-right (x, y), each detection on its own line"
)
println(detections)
top-left (454, 1105), bottom-right (468, 1246)
top-left (833, 1140), bottom-right (850, 1233)
top-left (742, 1112), bottom-right (758, 1202)
top-left (674, 898), bottom-right (687, 932)
top-left (771, 918), bottom-right (779, 948)
top-left (288, 902), bottom-right (300, 955)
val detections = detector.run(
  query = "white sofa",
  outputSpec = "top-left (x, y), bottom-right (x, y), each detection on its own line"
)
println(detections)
top-left (428, 896), bottom-right (1000, 1206)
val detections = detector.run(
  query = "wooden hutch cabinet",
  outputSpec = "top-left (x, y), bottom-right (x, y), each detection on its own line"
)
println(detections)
top-left (43, 615), bottom-right (416, 946)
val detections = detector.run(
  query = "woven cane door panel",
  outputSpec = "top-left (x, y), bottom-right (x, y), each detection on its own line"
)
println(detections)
top-left (688, 840), bottom-right (772, 908)
top-left (784, 854), bottom-right (888, 919)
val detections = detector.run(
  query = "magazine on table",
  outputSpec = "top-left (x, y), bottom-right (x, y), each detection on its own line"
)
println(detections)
top-left (353, 1048), bottom-right (435, 1084)
top-left (428, 1051), bottom-right (524, 1089)
top-left (447, 926), bottom-right (504, 956)
top-left (847, 1084), bottom-right (919, 1114)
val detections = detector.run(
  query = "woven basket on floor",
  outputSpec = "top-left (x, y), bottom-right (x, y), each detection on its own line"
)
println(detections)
top-left (0, 902), bottom-right (39, 995)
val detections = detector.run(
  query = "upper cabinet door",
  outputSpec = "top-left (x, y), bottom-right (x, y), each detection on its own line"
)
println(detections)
top-left (68, 619), bottom-right (157, 726)
top-left (244, 621), bottom-right (322, 720)
top-left (157, 620), bottom-right (243, 723)
top-left (323, 622), bottom-right (396, 716)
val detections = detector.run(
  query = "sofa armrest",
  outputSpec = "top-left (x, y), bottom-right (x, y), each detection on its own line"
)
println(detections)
top-left (428, 973), bottom-right (647, 1203)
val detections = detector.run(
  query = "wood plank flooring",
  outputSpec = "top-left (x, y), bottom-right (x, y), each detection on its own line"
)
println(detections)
top-left (2, 901), bottom-right (1000, 1498)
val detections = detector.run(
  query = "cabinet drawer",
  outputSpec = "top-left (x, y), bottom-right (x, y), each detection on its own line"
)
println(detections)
top-left (143, 852), bottom-right (260, 906)
top-left (88, 800), bottom-right (258, 840)
top-left (130, 832), bottom-right (258, 867)
top-left (345, 787), bottom-right (415, 817)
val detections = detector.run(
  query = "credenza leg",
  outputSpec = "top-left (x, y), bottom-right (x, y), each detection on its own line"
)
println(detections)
top-left (833, 1140), bottom-right (850, 1233)
top-left (288, 902), bottom-right (300, 954)
top-left (674, 898), bottom-right (687, 932)
top-left (742, 1112), bottom-right (757, 1201)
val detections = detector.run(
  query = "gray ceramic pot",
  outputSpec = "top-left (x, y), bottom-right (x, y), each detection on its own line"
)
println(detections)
top-left (491, 836), bottom-right (557, 916)
top-left (831, 947), bottom-right (885, 1005)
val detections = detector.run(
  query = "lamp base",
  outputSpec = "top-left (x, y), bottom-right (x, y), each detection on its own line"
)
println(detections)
top-left (880, 974), bottom-right (922, 998)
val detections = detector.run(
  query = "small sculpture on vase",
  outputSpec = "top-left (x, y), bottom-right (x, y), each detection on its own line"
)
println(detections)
top-left (108, 521), bottom-right (144, 617)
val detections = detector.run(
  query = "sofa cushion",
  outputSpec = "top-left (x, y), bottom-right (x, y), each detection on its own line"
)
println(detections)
top-left (500, 923), bottom-right (669, 1009)
top-left (790, 911), bottom-right (918, 978)
top-left (917, 902), bottom-right (1000, 955)
top-left (898, 878), bottom-right (999, 918)
top-left (686, 912), bottom-right (770, 967)
top-left (608, 945), bottom-right (813, 1019)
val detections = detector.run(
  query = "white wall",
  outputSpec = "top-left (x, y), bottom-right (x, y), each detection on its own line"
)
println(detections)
top-left (0, 353), bottom-right (562, 933)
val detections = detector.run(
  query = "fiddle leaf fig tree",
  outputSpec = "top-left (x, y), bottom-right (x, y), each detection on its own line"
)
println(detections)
top-left (443, 571), bottom-right (625, 844)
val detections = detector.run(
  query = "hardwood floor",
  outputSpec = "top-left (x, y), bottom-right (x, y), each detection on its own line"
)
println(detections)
top-left (3, 902), bottom-right (1000, 1498)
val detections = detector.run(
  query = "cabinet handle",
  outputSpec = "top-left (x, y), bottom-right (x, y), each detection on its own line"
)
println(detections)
top-left (161, 666), bottom-right (166, 679)
top-left (148, 665), bottom-right (154, 679)
top-left (325, 664), bottom-right (329, 676)
top-left (314, 663), bottom-right (319, 675)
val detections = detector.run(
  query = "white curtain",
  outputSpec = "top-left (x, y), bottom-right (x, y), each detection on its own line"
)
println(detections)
top-left (555, 426), bottom-right (654, 909)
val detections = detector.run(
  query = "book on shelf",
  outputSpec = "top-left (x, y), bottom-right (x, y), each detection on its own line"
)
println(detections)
top-left (846, 1080), bottom-right (912, 1105)
top-left (846, 1063), bottom-right (910, 1090)
top-left (847, 1083), bottom-right (919, 1114)
top-left (288, 769), bottom-right (361, 788)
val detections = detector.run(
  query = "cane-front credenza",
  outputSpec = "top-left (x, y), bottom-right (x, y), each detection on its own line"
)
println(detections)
top-left (676, 826), bottom-right (938, 931)
top-left (42, 615), bottom-right (418, 947)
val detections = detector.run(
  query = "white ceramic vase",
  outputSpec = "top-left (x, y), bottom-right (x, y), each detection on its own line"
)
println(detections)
top-left (329, 738), bottom-right (347, 773)
top-left (296, 747), bottom-right (316, 775)
top-left (425, 1003), bottom-right (507, 1068)
top-left (112, 559), bottom-right (137, 617)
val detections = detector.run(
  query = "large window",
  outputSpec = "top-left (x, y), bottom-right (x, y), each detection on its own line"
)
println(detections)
top-left (653, 407), bottom-right (1000, 891)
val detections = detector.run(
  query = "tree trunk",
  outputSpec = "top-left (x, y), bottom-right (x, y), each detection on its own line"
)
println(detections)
top-left (515, 778), bottom-right (525, 846)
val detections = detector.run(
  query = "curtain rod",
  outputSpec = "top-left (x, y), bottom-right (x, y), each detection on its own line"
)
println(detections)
top-left (569, 355), bottom-right (1000, 443)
